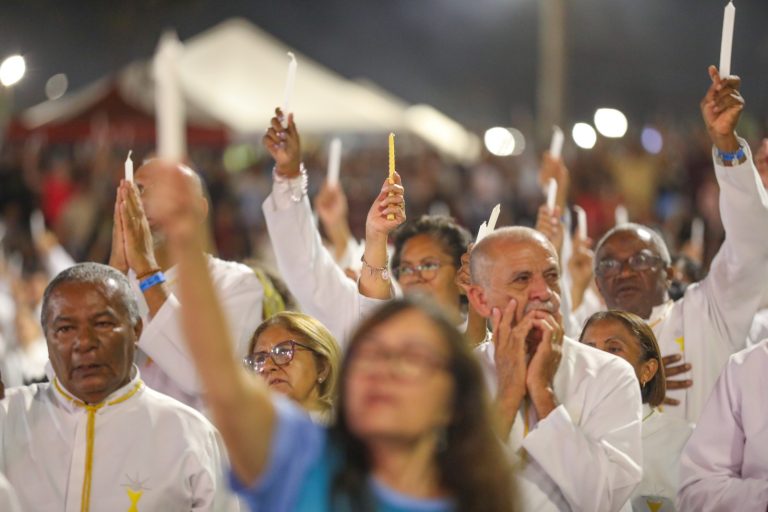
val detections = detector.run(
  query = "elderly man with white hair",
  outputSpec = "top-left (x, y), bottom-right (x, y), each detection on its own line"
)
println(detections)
top-left (466, 226), bottom-right (642, 512)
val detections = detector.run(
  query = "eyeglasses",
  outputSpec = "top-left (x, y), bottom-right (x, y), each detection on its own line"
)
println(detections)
top-left (595, 251), bottom-right (663, 278)
top-left (393, 260), bottom-right (453, 281)
top-left (348, 341), bottom-right (449, 381)
top-left (243, 340), bottom-right (315, 373)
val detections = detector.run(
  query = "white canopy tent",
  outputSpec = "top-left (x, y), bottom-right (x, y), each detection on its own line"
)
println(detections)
top-left (13, 18), bottom-right (480, 162)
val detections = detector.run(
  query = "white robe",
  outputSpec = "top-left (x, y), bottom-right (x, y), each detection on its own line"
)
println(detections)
top-left (677, 341), bottom-right (768, 510)
top-left (130, 255), bottom-right (264, 410)
top-left (476, 337), bottom-right (643, 512)
top-left (262, 175), bottom-right (387, 346)
top-left (0, 369), bottom-right (239, 511)
top-left (630, 404), bottom-right (692, 512)
top-left (0, 472), bottom-right (20, 512)
top-left (584, 143), bottom-right (768, 424)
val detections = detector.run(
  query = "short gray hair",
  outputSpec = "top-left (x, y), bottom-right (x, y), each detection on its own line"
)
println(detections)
top-left (41, 263), bottom-right (140, 327)
top-left (594, 223), bottom-right (672, 268)
top-left (470, 226), bottom-right (557, 287)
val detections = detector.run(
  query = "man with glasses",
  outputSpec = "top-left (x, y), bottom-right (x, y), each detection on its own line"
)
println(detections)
top-left (592, 66), bottom-right (768, 424)
top-left (467, 226), bottom-right (642, 512)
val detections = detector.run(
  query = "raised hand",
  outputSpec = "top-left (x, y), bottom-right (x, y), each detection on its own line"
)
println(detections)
top-left (568, 233), bottom-right (594, 310)
top-left (108, 194), bottom-right (128, 273)
top-left (491, 298), bottom-right (527, 437)
top-left (535, 204), bottom-right (564, 256)
top-left (118, 180), bottom-right (159, 276)
top-left (538, 151), bottom-right (570, 210)
top-left (365, 172), bottom-right (406, 241)
top-left (263, 107), bottom-right (301, 177)
top-left (454, 243), bottom-right (473, 296)
top-left (701, 65), bottom-right (744, 153)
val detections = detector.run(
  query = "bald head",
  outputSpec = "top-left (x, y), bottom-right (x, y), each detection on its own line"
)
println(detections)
top-left (136, 159), bottom-right (205, 198)
top-left (134, 159), bottom-right (209, 244)
top-left (470, 226), bottom-right (557, 287)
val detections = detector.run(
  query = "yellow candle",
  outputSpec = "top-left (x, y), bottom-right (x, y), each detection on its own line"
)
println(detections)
top-left (388, 133), bottom-right (395, 219)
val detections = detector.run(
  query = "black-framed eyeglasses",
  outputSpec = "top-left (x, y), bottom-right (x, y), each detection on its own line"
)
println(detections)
top-left (393, 260), bottom-right (453, 281)
top-left (595, 251), bottom-right (663, 278)
top-left (243, 340), bottom-right (315, 373)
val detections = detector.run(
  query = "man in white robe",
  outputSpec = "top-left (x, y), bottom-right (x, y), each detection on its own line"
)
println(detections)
top-left (0, 263), bottom-right (238, 511)
top-left (592, 67), bottom-right (768, 423)
top-left (467, 227), bottom-right (642, 512)
top-left (677, 341), bottom-right (768, 510)
top-left (110, 160), bottom-right (264, 409)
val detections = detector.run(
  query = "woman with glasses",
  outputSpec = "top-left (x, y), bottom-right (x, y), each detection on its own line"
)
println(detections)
top-left (579, 310), bottom-right (692, 510)
top-left (151, 160), bottom-right (514, 510)
top-left (261, 109), bottom-right (485, 347)
top-left (244, 312), bottom-right (340, 423)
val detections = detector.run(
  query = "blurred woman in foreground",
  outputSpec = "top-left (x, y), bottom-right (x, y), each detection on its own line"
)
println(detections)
top-left (152, 160), bottom-right (514, 512)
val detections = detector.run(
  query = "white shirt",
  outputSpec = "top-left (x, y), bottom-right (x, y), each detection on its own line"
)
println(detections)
top-left (0, 368), bottom-right (239, 511)
top-left (677, 341), bottom-right (768, 511)
top-left (630, 404), bottom-right (692, 512)
top-left (262, 175), bottom-right (387, 346)
top-left (747, 307), bottom-right (768, 347)
top-left (0, 472), bottom-right (20, 512)
top-left (476, 337), bottom-right (643, 512)
top-left (130, 255), bottom-right (264, 410)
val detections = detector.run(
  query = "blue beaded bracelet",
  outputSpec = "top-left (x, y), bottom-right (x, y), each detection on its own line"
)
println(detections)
top-left (716, 146), bottom-right (745, 162)
top-left (139, 271), bottom-right (166, 292)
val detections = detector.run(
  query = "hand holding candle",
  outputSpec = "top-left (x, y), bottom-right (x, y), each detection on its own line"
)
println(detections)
top-left (719, 1), bottom-right (735, 78)
top-left (282, 52), bottom-right (297, 129)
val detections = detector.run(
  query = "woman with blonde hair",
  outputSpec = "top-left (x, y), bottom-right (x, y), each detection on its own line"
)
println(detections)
top-left (245, 312), bottom-right (340, 423)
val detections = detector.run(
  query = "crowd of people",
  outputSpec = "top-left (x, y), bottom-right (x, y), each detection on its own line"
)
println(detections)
top-left (0, 64), bottom-right (766, 511)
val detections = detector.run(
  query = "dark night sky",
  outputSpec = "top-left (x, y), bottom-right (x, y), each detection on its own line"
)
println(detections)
top-left (1, 0), bottom-right (766, 133)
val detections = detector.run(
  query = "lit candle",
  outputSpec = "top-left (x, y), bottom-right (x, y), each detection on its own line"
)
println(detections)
top-left (546, 178), bottom-right (558, 213)
top-left (124, 150), bottom-right (134, 183)
top-left (327, 138), bottom-right (342, 187)
top-left (282, 52), bottom-right (297, 128)
top-left (719, 1), bottom-right (735, 78)
top-left (615, 204), bottom-right (629, 226)
top-left (550, 125), bottom-right (564, 159)
top-left (574, 205), bottom-right (587, 240)
top-left (153, 31), bottom-right (186, 161)
top-left (387, 133), bottom-right (395, 220)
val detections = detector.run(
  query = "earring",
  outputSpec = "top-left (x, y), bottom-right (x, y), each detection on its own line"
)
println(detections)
top-left (640, 379), bottom-right (647, 388)
top-left (317, 376), bottom-right (325, 384)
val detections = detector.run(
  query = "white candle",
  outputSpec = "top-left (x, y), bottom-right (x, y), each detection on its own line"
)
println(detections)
top-left (327, 138), bottom-right (342, 187)
top-left (153, 31), bottom-right (186, 160)
top-left (475, 221), bottom-right (488, 244)
top-left (574, 205), bottom-right (587, 240)
top-left (487, 203), bottom-right (501, 232)
top-left (719, 1), bottom-right (735, 78)
top-left (124, 150), bottom-right (134, 183)
top-left (691, 217), bottom-right (705, 250)
top-left (546, 178), bottom-right (558, 213)
top-left (550, 125), bottom-right (564, 159)
top-left (615, 204), bottom-right (629, 225)
top-left (282, 52), bottom-right (297, 128)
top-left (30, 210), bottom-right (45, 242)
